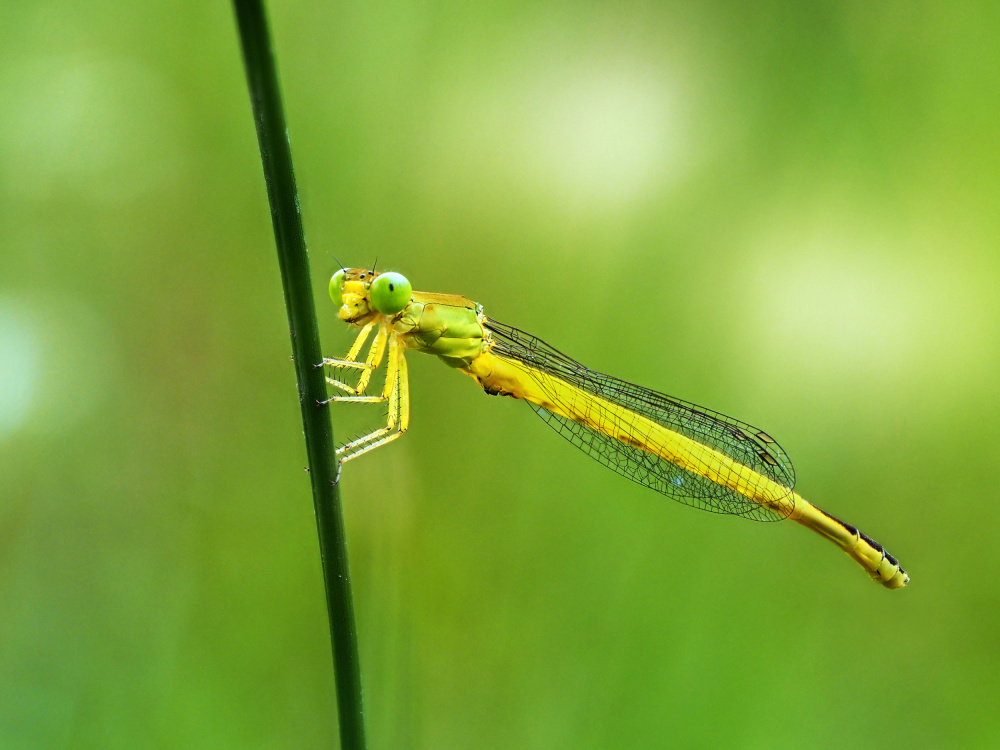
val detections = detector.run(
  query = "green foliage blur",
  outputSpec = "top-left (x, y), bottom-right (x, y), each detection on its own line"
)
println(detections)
top-left (2, 2), bottom-right (998, 748)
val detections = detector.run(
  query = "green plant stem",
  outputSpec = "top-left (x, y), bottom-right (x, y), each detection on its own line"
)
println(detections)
top-left (232, 2), bottom-right (367, 747)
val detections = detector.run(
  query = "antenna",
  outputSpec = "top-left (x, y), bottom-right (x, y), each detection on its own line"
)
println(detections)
top-left (327, 252), bottom-right (347, 272)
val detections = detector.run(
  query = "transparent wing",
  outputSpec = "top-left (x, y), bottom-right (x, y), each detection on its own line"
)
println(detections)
top-left (484, 319), bottom-right (795, 521)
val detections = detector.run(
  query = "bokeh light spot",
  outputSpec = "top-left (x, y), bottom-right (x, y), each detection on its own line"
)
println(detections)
top-left (0, 302), bottom-right (38, 438)
top-left (0, 56), bottom-right (187, 202)
top-left (0, 295), bottom-right (114, 440)
top-left (525, 64), bottom-right (682, 211)
top-left (422, 35), bottom-right (692, 220)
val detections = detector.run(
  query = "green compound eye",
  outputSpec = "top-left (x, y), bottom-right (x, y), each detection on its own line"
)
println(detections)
top-left (369, 272), bottom-right (412, 315)
top-left (329, 269), bottom-right (346, 304)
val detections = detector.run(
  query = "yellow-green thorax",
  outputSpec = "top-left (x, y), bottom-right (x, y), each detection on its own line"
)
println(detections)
top-left (395, 295), bottom-right (484, 367)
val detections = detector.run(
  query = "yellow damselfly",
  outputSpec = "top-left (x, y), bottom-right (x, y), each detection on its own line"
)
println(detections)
top-left (321, 267), bottom-right (908, 589)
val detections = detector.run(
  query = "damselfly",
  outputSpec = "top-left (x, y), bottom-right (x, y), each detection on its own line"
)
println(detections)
top-left (321, 267), bottom-right (908, 589)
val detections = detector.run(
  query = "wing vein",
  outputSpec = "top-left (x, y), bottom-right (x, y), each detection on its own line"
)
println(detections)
top-left (484, 319), bottom-right (795, 522)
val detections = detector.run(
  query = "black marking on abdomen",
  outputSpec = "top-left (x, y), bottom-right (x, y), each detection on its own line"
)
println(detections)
top-left (816, 507), bottom-right (859, 536)
top-left (858, 530), bottom-right (884, 554)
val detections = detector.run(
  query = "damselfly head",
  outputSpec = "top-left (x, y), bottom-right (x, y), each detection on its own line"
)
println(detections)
top-left (330, 267), bottom-right (412, 322)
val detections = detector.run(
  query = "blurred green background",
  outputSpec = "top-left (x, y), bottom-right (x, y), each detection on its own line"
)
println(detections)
top-left (2, 1), bottom-right (998, 748)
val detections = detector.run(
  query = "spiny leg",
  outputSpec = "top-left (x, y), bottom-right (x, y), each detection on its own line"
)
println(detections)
top-left (347, 350), bottom-right (409, 459)
top-left (324, 325), bottom-right (388, 396)
top-left (338, 362), bottom-right (407, 462)
top-left (338, 338), bottom-right (410, 463)
top-left (320, 322), bottom-right (372, 370)
top-left (335, 335), bottom-right (399, 455)
top-left (323, 323), bottom-right (382, 377)
top-left (345, 322), bottom-right (375, 361)
top-left (319, 323), bottom-right (375, 393)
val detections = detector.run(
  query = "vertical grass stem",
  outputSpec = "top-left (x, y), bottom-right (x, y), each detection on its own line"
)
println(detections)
top-left (232, 2), bottom-right (367, 747)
